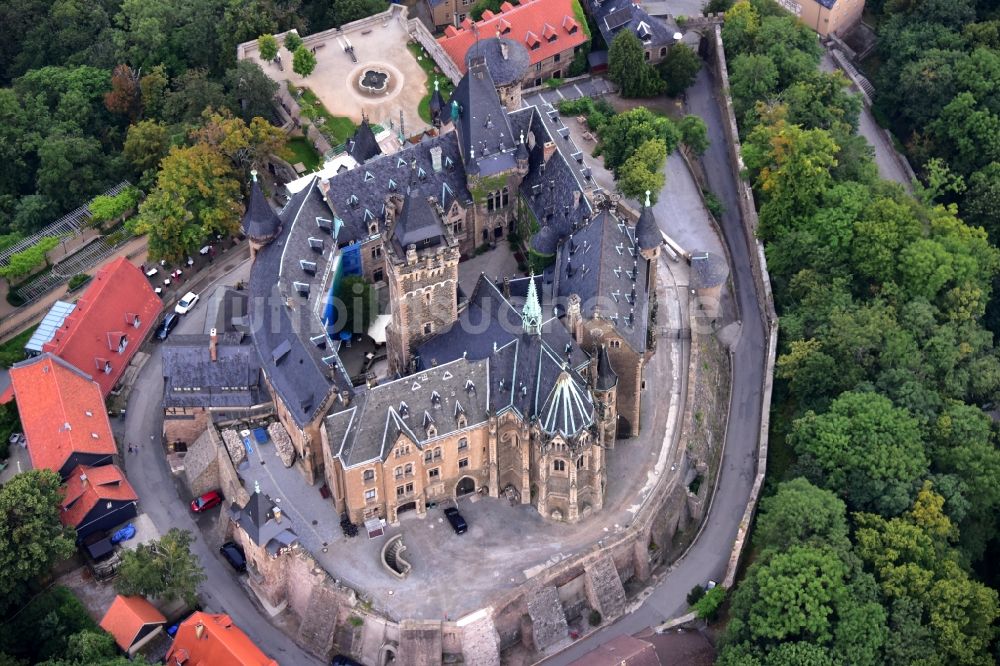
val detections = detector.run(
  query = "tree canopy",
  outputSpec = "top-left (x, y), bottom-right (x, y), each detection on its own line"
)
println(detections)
top-left (115, 528), bottom-right (205, 605)
top-left (608, 31), bottom-right (665, 98)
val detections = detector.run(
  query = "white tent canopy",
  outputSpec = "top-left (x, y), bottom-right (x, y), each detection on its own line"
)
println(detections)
top-left (367, 314), bottom-right (392, 346)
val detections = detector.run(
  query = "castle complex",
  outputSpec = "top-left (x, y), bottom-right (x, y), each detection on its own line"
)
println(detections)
top-left (241, 39), bottom-right (661, 527)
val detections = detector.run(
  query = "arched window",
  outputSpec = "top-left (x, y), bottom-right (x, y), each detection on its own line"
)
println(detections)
top-left (458, 438), bottom-right (468, 451)
top-left (363, 469), bottom-right (375, 482)
top-left (404, 463), bottom-right (413, 477)
top-left (553, 459), bottom-right (566, 472)
top-left (577, 456), bottom-right (586, 470)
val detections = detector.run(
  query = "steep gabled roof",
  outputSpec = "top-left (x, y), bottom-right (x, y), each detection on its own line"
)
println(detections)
top-left (241, 176), bottom-right (281, 242)
top-left (231, 491), bottom-right (298, 556)
top-left (61, 464), bottom-right (137, 531)
top-left (347, 119), bottom-right (382, 163)
top-left (452, 57), bottom-right (517, 175)
top-left (166, 612), bottom-right (278, 666)
top-left (392, 193), bottom-right (446, 253)
top-left (100, 595), bottom-right (166, 653)
top-left (42, 257), bottom-right (162, 397)
top-left (10, 353), bottom-right (117, 475)
top-left (595, 344), bottom-right (617, 390)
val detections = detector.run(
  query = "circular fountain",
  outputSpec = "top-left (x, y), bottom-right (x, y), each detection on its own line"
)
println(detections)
top-left (359, 68), bottom-right (390, 95)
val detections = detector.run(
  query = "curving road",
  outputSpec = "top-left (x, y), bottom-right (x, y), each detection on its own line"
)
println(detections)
top-left (540, 65), bottom-right (768, 664)
top-left (122, 260), bottom-right (323, 666)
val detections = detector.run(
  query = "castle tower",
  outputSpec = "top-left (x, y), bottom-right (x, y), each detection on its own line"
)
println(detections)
top-left (635, 190), bottom-right (661, 297)
top-left (429, 79), bottom-right (447, 128)
top-left (384, 190), bottom-right (460, 374)
top-left (241, 170), bottom-right (281, 261)
top-left (593, 345), bottom-right (618, 451)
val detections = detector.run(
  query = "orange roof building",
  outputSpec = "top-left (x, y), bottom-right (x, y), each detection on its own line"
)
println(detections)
top-left (166, 612), bottom-right (278, 666)
top-left (42, 257), bottom-right (162, 397)
top-left (10, 353), bottom-right (117, 478)
top-left (100, 595), bottom-right (167, 655)
top-left (61, 464), bottom-right (138, 540)
top-left (438, 0), bottom-right (588, 85)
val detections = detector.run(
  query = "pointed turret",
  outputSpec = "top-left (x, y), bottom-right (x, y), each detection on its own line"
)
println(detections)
top-left (636, 189), bottom-right (660, 252)
top-left (522, 273), bottom-right (542, 335)
top-left (347, 117), bottom-right (382, 163)
top-left (429, 79), bottom-right (446, 127)
top-left (241, 170), bottom-right (281, 245)
top-left (595, 345), bottom-right (617, 391)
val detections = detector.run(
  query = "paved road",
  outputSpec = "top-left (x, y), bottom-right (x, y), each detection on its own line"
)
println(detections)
top-left (643, 0), bottom-right (708, 18)
top-left (541, 65), bottom-right (767, 665)
top-left (122, 259), bottom-right (323, 666)
top-left (522, 77), bottom-right (616, 109)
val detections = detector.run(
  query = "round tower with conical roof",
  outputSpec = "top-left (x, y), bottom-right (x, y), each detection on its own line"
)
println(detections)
top-left (242, 170), bottom-right (282, 261)
top-left (635, 189), bottom-right (660, 295)
top-left (592, 344), bottom-right (618, 452)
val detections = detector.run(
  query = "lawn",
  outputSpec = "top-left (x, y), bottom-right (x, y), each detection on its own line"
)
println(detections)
top-left (281, 137), bottom-right (322, 172)
top-left (287, 82), bottom-right (358, 145)
top-left (0, 324), bottom-right (38, 368)
top-left (408, 41), bottom-right (455, 126)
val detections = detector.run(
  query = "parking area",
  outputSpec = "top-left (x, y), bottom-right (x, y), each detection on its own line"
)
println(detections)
top-left (522, 77), bottom-right (616, 109)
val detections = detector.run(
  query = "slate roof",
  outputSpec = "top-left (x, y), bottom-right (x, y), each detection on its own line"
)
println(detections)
top-left (328, 357), bottom-right (490, 468)
top-left (60, 464), bottom-right (137, 534)
top-left (100, 596), bottom-right (166, 653)
top-left (248, 179), bottom-right (351, 429)
top-left (636, 193), bottom-right (661, 251)
top-left (318, 132), bottom-right (471, 246)
top-left (347, 119), bottom-right (382, 164)
top-left (416, 276), bottom-right (594, 437)
top-left (585, 0), bottom-right (678, 50)
top-left (42, 257), bottom-right (162, 397)
top-left (452, 57), bottom-right (518, 176)
top-left (10, 353), bottom-right (117, 476)
top-left (595, 344), bottom-right (617, 390)
top-left (392, 192), bottom-right (447, 255)
top-left (166, 612), bottom-right (278, 666)
top-left (552, 209), bottom-right (651, 353)
top-left (690, 251), bottom-right (729, 290)
top-left (162, 333), bottom-right (268, 409)
top-left (439, 0), bottom-right (587, 74)
top-left (465, 37), bottom-right (530, 86)
top-left (241, 178), bottom-right (281, 242)
top-left (231, 491), bottom-right (299, 556)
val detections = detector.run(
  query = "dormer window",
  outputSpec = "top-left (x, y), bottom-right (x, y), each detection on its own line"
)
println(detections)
top-left (348, 194), bottom-right (359, 209)
top-left (399, 401), bottom-right (409, 417)
top-left (427, 425), bottom-right (437, 438)
top-left (499, 18), bottom-right (511, 34)
top-left (126, 313), bottom-right (141, 328)
top-left (542, 23), bottom-right (557, 42)
top-left (117, 335), bottom-right (128, 354)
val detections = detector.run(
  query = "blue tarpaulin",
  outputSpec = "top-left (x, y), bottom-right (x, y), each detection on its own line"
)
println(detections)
top-left (111, 524), bottom-right (136, 544)
top-left (253, 427), bottom-right (268, 444)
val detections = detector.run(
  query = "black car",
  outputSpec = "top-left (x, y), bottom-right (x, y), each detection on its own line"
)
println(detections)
top-left (444, 507), bottom-right (467, 535)
top-left (331, 657), bottom-right (363, 666)
top-left (219, 541), bottom-right (246, 572)
top-left (156, 313), bottom-right (179, 341)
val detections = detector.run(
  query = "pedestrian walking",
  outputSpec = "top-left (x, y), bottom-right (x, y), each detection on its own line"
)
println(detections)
top-left (127, 444), bottom-right (133, 455)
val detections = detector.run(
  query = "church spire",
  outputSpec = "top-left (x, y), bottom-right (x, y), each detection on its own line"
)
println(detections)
top-left (522, 273), bottom-right (542, 335)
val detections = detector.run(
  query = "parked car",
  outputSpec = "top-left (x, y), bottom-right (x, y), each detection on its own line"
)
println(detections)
top-left (156, 313), bottom-right (179, 341)
top-left (444, 507), bottom-right (467, 535)
top-left (190, 490), bottom-right (223, 513)
top-left (174, 291), bottom-right (200, 315)
top-left (219, 541), bottom-right (246, 572)
top-left (331, 656), bottom-right (363, 666)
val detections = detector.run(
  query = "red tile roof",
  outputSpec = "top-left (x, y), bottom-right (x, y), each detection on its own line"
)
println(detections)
top-left (42, 257), bottom-right (162, 397)
top-left (10, 353), bottom-right (117, 475)
top-left (61, 464), bottom-right (137, 530)
top-left (569, 635), bottom-right (661, 666)
top-left (439, 0), bottom-right (588, 74)
top-left (167, 612), bottom-right (278, 666)
top-left (100, 595), bottom-right (166, 652)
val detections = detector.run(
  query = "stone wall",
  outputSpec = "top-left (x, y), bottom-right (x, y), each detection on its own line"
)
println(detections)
top-left (408, 17), bottom-right (463, 86)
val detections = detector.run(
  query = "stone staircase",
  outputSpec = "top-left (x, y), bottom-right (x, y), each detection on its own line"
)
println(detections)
top-left (526, 586), bottom-right (568, 651)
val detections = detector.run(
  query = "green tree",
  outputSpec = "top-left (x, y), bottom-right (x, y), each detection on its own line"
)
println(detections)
top-left (754, 478), bottom-right (850, 554)
top-left (729, 54), bottom-right (778, 122)
top-left (598, 106), bottom-right (680, 174)
top-left (192, 109), bottom-right (286, 174)
top-left (139, 65), bottom-right (169, 120)
top-left (115, 528), bottom-right (205, 606)
top-left (225, 60), bottom-right (279, 123)
top-left (124, 120), bottom-right (170, 181)
top-left (0, 587), bottom-right (96, 663)
top-left (0, 471), bottom-right (76, 612)
top-left (659, 44), bottom-right (701, 97)
top-left (679, 115), bottom-right (709, 155)
top-left (337, 275), bottom-right (377, 334)
top-left (325, 0), bottom-right (388, 29)
top-left (39, 629), bottom-right (132, 666)
top-left (283, 30), bottom-right (302, 53)
top-left (292, 44), bottom-right (317, 78)
top-left (608, 30), bottom-right (665, 98)
top-left (789, 391), bottom-right (928, 515)
top-left (719, 0), bottom-right (759, 55)
top-left (964, 162), bottom-right (1000, 237)
top-left (692, 585), bottom-right (726, 621)
top-left (470, 0), bottom-right (504, 21)
top-left (129, 143), bottom-right (242, 261)
top-left (88, 186), bottom-right (140, 225)
top-left (257, 33), bottom-right (279, 62)
top-left (0, 236), bottom-right (61, 281)
top-left (617, 139), bottom-right (666, 202)
top-left (163, 68), bottom-right (230, 125)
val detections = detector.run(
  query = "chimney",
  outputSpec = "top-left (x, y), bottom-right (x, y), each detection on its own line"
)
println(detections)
top-left (79, 472), bottom-right (89, 486)
top-left (501, 41), bottom-right (509, 60)
top-left (273, 507), bottom-right (282, 523)
top-left (340, 389), bottom-right (351, 406)
top-left (195, 623), bottom-right (205, 640)
top-left (209, 328), bottom-right (218, 362)
top-left (572, 190), bottom-right (581, 209)
top-left (430, 146), bottom-right (443, 173)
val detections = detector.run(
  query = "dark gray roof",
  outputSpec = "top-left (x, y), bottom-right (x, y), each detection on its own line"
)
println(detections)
top-left (327, 357), bottom-right (491, 468)
top-left (162, 333), bottom-right (269, 409)
top-left (249, 179), bottom-right (352, 429)
top-left (690, 251), bottom-right (729, 290)
top-left (585, 0), bottom-right (677, 49)
top-left (416, 276), bottom-right (594, 437)
top-left (242, 179), bottom-right (281, 242)
top-left (636, 196), bottom-right (660, 250)
top-left (429, 83), bottom-right (446, 119)
top-left (530, 224), bottom-right (559, 255)
top-left (466, 37), bottom-right (530, 87)
top-left (393, 193), bottom-right (446, 254)
top-left (595, 344), bottom-right (617, 391)
top-left (347, 119), bottom-right (382, 164)
top-left (552, 209), bottom-right (651, 353)
top-left (319, 132), bottom-right (472, 246)
top-left (231, 492), bottom-right (299, 555)
top-left (453, 57), bottom-right (518, 176)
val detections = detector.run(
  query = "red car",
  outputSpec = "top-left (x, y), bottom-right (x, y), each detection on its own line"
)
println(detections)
top-left (190, 490), bottom-right (223, 513)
